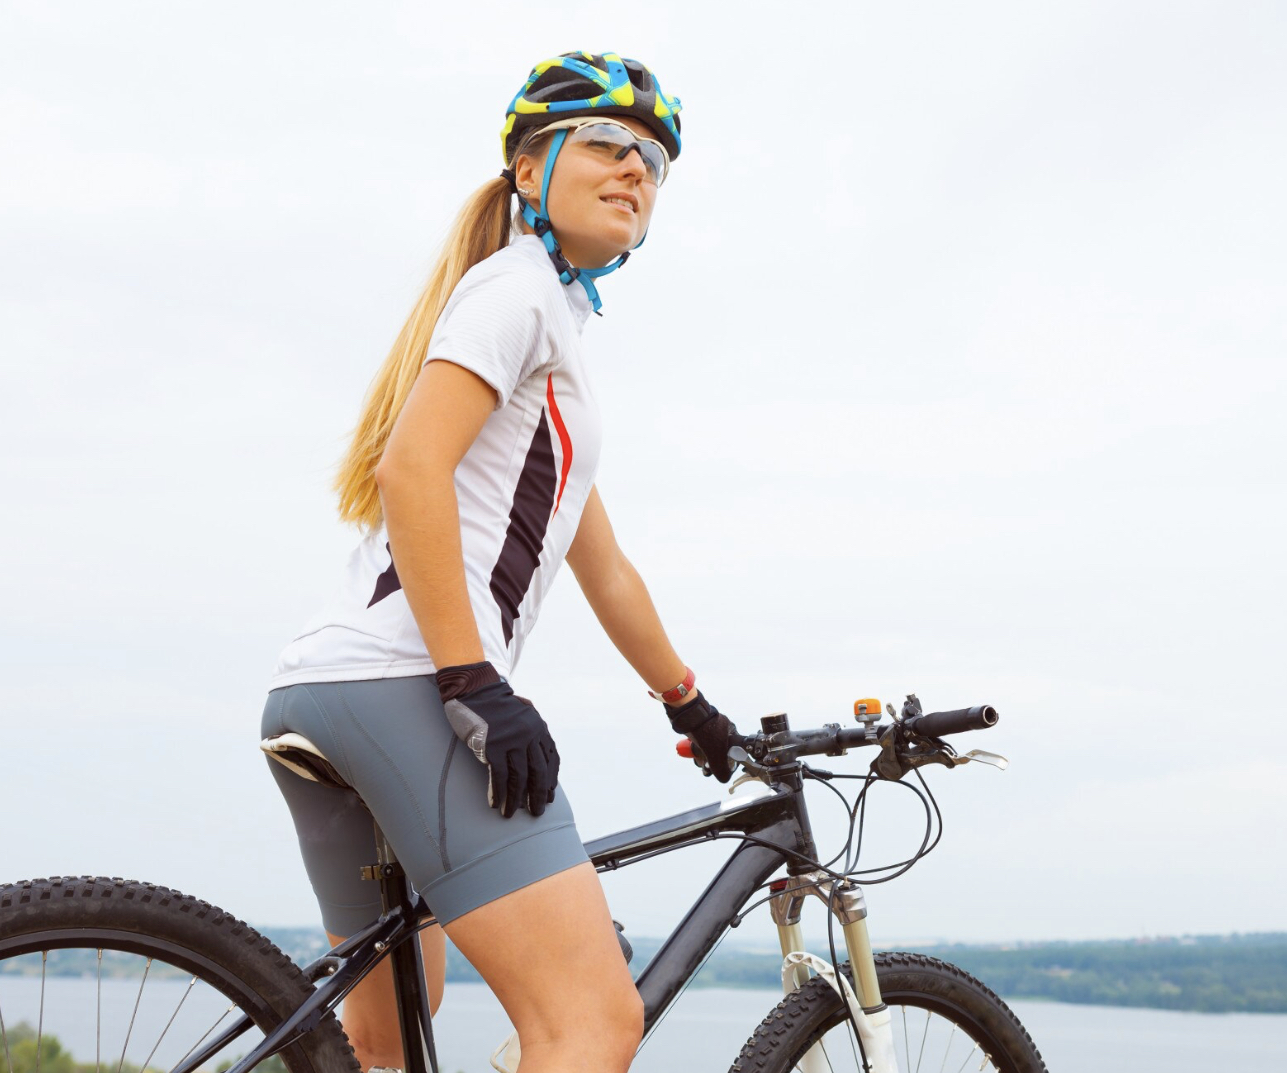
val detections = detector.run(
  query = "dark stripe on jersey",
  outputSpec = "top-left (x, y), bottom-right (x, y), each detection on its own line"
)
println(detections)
top-left (490, 410), bottom-right (558, 645)
top-left (368, 542), bottom-right (402, 608)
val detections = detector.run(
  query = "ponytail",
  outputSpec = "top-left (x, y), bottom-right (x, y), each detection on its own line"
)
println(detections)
top-left (332, 176), bottom-right (515, 531)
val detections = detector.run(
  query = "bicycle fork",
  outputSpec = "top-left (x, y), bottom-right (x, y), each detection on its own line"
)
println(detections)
top-left (770, 873), bottom-right (899, 1073)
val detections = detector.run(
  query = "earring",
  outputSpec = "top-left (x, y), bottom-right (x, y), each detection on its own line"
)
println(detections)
top-left (519, 187), bottom-right (534, 197)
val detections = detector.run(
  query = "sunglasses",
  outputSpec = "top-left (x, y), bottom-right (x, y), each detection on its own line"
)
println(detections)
top-left (537, 117), bottom-right (670, 187)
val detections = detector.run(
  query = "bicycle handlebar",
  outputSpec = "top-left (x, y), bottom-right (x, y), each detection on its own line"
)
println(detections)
top-left (753, 705), bottom-right (997, 759)
top-left (675, 701), bottom-right (1000, 774)
top-left (903, 704), bottom-right (998, 738)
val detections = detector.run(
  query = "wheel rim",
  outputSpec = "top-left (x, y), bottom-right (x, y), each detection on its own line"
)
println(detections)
top-left (788, 993), bottom-right (1008, 1073)
top-left (0, 930), bottom-right (283, 1072)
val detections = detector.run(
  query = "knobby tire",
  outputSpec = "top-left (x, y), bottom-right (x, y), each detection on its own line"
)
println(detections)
top-left (732, 950), bottom-right (1047, 1073)
top-left (0, 876), bottom-right (359, 1073)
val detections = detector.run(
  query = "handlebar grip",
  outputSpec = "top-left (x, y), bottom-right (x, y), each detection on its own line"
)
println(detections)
top-left (906, 705), bottom-right (998, 737)
top-left (675, 739), bottom-right (694, 759)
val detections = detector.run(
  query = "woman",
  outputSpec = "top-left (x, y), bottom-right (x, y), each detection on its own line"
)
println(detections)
top-left (261, 53), bottom-right (740, 1073)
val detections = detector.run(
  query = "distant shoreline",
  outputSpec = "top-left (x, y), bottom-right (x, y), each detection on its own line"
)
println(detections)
top-left (4, 930), bottom-right (1284, 1015)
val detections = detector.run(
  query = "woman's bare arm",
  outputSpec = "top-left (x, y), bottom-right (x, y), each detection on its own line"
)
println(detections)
top-left (374, 360), bottom-right (496, 669)
top-left (565, 486), bottom-right (698, 704)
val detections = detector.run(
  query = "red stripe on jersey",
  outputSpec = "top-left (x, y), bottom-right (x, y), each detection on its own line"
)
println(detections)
top-left (546, 373), bottom-right (573, 515)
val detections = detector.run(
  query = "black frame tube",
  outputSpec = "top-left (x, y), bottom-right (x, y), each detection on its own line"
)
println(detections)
top-left (381, 866), bottom-right (437, 1073)
top-left (586, 784), bottom-right (811, 1031)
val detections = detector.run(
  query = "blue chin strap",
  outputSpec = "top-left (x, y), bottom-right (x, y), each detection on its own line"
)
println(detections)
top-left (515, 128), bottom-right (645, 314)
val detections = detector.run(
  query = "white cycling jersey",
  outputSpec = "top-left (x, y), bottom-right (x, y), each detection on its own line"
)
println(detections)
top-left (270, 235), bottom-right (601, 688)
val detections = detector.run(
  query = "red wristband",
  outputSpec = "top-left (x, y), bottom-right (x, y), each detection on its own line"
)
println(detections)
top-left (648, 666), bottom-right (695, 704)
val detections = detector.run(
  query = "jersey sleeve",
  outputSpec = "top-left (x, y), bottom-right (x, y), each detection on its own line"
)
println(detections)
top-left (422, 258), bottom-right (551, 410)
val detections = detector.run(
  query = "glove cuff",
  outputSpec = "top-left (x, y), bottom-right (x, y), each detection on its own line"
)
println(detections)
top-left (436, 660), bottom-right (502, 702)
top-left (666, 694), bottom-right (715, 733)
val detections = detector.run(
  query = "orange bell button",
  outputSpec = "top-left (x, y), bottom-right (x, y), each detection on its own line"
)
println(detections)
top-left (853, 698), bottom-right (882, 718)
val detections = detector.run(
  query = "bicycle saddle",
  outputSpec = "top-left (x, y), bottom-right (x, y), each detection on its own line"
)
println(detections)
top-left (260, 733), bottom-right (352, 792)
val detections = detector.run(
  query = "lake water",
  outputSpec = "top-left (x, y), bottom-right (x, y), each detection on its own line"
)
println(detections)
top-left (2, 976), bottom-right (1285, 1071)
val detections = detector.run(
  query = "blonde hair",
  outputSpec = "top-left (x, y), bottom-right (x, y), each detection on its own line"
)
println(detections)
top-left (333, 136), bottom-right (552, 531)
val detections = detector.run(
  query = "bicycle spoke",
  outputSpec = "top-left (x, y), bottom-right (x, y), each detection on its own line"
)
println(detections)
top-left (794, 1003), bottom-right (1015, 1073)
top-left (138, 974), bottom-right (198, 1072)
top-left (1, 999), bottom-right (12, 1073)
top-left (116, 956), bottom-right (152, 1073)
top-left (96, 949), bottom-right (102, 1073)
top-left (175, 1005), bottom-right (237, 1070)
top-left (953, 1042), bottom-right (982, 1073)
top-left (938, 1022), bottom-right (957, 1072)
top-left (914, 1007), bottom-right (929, 1073)
top-left (36, 951), bottom-right (46, 1073)
top-left (795, 1034), bottom-right (838, 1072)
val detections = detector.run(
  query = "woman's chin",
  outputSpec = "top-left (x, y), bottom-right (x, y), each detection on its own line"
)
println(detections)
top-left (597, 211), bottom-right (644, 250)
top-left (556, 220), bottom-right (641, 267)
top-left (574, 241), bottom-right (637, 269)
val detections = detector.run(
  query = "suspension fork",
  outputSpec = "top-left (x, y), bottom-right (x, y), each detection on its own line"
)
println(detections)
top-left (769, 873), bottom-right (896, 1072)
top-left (769, 873), bottom-right (883, 1006)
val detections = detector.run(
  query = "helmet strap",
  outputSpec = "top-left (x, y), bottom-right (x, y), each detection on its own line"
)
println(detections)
top-left (513, 127), bottom-right (643, 315)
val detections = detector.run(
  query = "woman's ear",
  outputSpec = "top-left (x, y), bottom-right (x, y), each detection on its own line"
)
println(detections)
top-left (512, 153), bottom-right (542, 212)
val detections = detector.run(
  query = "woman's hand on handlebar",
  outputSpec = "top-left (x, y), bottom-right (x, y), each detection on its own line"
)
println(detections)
top-left (665, 693), bottom-right (742, 783)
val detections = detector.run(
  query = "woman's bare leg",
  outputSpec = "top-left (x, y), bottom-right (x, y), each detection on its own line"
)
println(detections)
top-left (327, 922), bottom-right (446, 1070)
top-left (444, 861), bottom-right (643, 1073)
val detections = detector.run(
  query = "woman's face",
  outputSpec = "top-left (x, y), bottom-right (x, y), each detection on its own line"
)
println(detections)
top-left (516, 116), bottom-right (661, 269)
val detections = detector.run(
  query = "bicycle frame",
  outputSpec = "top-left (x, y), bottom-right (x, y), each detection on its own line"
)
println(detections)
top-left (202, 772), bottom-right (867, 1073)
top-left (589, 780), bottom-right (812, 1028)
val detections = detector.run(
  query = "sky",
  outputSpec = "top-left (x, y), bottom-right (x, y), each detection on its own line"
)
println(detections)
top-left (2, 1), bottom-right (1284, 951)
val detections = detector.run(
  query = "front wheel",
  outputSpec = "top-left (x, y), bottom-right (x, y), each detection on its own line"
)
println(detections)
top-left (732, 951), bottom-right (1047, 1073)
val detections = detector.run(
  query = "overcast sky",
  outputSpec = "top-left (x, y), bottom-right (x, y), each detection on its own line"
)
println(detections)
top-left (2, 1), bottom-right (1284, 950)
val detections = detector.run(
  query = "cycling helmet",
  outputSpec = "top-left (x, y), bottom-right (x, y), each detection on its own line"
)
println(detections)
top-left (498, 52), bottom-right (682, 313)
top-left (501, 52), bottom-right (682, 167)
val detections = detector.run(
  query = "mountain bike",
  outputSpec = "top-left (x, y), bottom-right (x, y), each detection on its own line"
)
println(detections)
top-left (0, 695), bottom-right (1046, 1073)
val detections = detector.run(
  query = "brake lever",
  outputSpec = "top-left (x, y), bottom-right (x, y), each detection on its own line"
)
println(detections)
top-left (874, 721), bottom-right (1011, 779)
top-left (727, 745), bottom-right (770, 776)
top-left (724, 745), bottom-right (788, 791)
top-left (951, 748), bottom-right (1009, 770)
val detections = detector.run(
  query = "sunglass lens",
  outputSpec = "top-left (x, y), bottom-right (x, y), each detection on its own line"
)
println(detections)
top-left (571, 124), bottom-right (668, 185)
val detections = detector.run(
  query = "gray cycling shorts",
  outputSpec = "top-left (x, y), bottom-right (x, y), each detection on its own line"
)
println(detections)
top-left (260, 675), bottom-right (589, 936)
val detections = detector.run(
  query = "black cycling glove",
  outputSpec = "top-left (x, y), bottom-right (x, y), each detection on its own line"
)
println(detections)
top-left (664, 693), bottom-right (741, 783)
top-left (437, 661), bottom-right (560, 818)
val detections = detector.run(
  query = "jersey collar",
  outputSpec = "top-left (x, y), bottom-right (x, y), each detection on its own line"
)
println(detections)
top-left (513, 235), bottom-right (594, 330)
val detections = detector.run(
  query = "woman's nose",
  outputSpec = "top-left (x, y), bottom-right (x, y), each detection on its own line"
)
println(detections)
top-left (614, 146), bottom-right (646, 179)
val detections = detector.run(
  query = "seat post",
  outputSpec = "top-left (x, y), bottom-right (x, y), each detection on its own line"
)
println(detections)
top-left (368, 823), bottom-right (439, 1073)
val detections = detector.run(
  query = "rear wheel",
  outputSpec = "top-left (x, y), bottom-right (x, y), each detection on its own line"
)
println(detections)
top-left (732, 951), bottom-right (1047, 1073)
top-left (0, 876), bottom-right (359, 1073)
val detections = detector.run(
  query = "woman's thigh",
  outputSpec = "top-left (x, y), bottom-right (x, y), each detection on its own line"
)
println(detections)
top-left (261, 675), bottom-right (591, 930)
top-left (444, 861), bottom-right (641, 1046)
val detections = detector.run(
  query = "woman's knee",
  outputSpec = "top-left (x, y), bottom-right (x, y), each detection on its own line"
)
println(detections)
top-left (577, 972), bottom-right (644, 1056)
top-left (613, 985), bottom-right (646, 1052)
top-left (523, 979), bottom-right (642, 1069)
